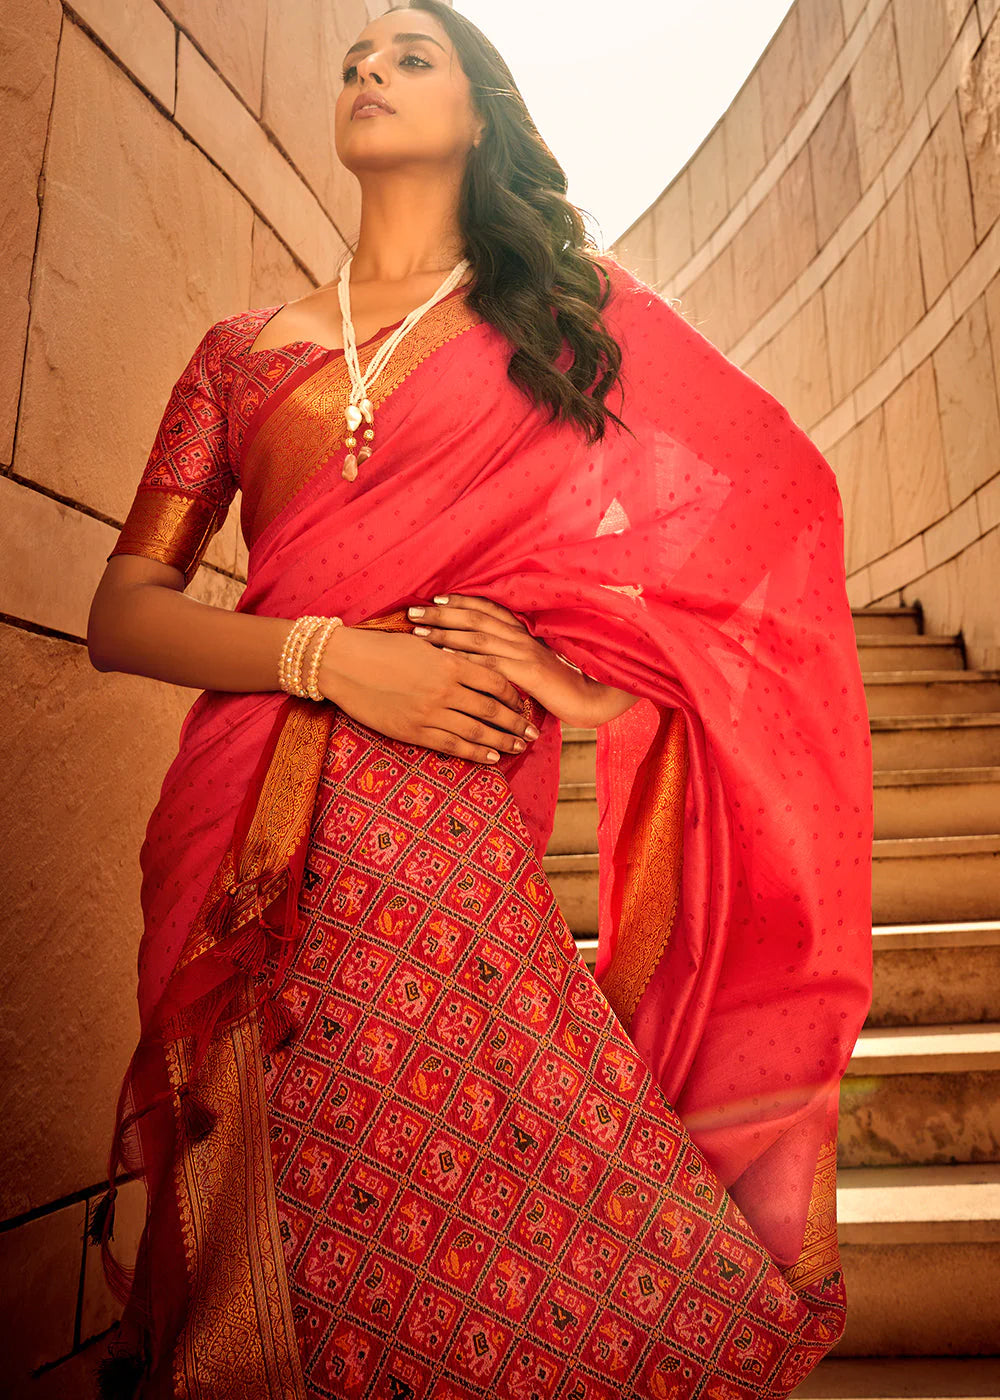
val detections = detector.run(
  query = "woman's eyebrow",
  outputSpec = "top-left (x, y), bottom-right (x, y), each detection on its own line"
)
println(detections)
top-left (343, 32), bottom-right (446, 61)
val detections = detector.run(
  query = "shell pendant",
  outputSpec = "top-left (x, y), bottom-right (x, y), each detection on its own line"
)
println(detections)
top-left (342, 396), bottom-right (375, 481)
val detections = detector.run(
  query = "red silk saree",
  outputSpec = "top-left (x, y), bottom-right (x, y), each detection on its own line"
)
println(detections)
top-left (97, 254), bottom-right (873, 1399)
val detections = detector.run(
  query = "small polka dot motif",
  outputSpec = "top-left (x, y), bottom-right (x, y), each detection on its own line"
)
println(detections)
top-left (108, 254), bottom-right (870, 1390)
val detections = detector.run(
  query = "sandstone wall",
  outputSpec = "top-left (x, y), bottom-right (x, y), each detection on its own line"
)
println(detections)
top-left (612, 0), bottom-right (1000, 671)
top-left (0, 0), bottom-right (404, 1384)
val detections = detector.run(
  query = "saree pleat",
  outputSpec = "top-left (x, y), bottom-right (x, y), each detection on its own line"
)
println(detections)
top-left (96, 255), bottom-right (872, 1398)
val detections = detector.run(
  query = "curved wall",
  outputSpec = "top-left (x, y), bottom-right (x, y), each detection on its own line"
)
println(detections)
top-left (611, 0), bottom-right (1000, 671)
top-left (0, 0), bottom-right (422, 1381)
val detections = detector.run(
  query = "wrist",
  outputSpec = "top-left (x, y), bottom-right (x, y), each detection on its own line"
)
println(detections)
top-left (316, 623), bottom-right (354, 702)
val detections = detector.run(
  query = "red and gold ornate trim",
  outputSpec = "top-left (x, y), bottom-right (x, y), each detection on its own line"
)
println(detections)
top-left (107, 486), bottom-right (223, 585)
top-left (597, 707), bottom-right (688, 1028)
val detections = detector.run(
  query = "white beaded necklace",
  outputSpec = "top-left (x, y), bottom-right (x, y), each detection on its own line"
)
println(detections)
top-left (337, 253), bottom-right (471, 481)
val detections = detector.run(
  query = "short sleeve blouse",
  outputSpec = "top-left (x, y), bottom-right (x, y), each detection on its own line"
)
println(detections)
top-left (107, 321), bottom-right (238, 586)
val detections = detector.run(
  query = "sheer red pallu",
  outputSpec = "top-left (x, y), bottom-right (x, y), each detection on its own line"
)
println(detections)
top-left (96, 254), bottom-right (873, 1399)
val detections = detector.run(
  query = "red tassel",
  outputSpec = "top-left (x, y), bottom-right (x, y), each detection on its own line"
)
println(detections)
top-left (87, 1185), bottom-right (117, 1246)
top-left (222, 919), bottom-right (268, 974)
top-left (260, 994), bottom-right (299, 1053)
top-left (178, 1085), bottom-right (217, 1142)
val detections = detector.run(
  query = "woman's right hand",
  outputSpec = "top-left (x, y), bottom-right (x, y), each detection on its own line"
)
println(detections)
top-left (316, 626), bottom-right (539, 763)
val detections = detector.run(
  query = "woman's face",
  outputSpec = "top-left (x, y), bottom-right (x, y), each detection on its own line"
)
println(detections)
top-left (334, 8), bottom-right (483, 176)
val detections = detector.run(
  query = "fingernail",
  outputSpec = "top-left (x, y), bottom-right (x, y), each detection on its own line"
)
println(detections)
top-left (433, 594), bottom-right (449, 604)
top-left (485, 749), bottom-right (500, 762)
top-left (408, 606), bottom-right (425, 617)
top-left (524, 724), bottom-right (540, 740)
top-left (513, 738), bottom-right (525, 752)
top-left (413, 626), bottom-right (430, 636)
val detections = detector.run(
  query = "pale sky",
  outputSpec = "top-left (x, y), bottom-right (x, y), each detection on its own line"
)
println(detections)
top-left (454, 0), bottom-right (795, 248)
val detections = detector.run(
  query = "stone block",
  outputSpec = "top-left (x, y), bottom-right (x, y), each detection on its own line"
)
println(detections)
top-left (849, 5), bottom-right (906, 192)
top-left (933, 296), bottom-right (1000, 504)
top-left (0, 476), bottom-right (115, 638)
top-left (869, 534), bottom-right (927, 600)
top-left (651, 172), bottom-right (693, 284)
top-left (161, 0), bottom-right (266, 111)
top-left (976, 470), bottom-right (1000, 531)
top-left (984, 262), bottom-right (1000, 405)
top-left (80, 1177), bottom-right (147, 1341)
top-left (912, 96), bottom-right (977, 307)
top-left (982, 0), bottom-right (1000, 37)
top-left (824, 175), bottom-right (924, 403)
top-left (723, 70), bottom-right (766, 208)
top-left (841, 0), bottom-right (868, 37)
top-left (742, 289), bottom-right (833, 431)
top-left (689, 122), bottom-right (728, 252)
top-left (676, 241), bottom-right (737, 353)
top-left (808, 81), bottom-right (862, 250)
top-left (250, 213), bottom-right (316, 310)
top-left (260, 0), bottom-right (366, 232)
top-left (923, 493), bottom-right (982, 570)
top-left (12, 23), bottom-right (252, 523)
top-left (69, 0), bottom-right (175, 109)
top-left (826, 407), bottom-right (894, 573)
top-left (882, 359), bottom-right (951, 546)
top-left (0, 623), bottom-right (194, 1216)
top-left (0, 1201), bottom-right (84, 1382)
top-left (0, 0), bottom-right (61, 464)
top-left (175, 34), bottom-right (339, 283)
top-left (903, 526), bottom-right (1000, 670)
top-left (728, 148), bottom-right (816, 345)
top-left (759, 6), bottom-right (806, 161)
top-left (959, 15), bottom-right (1000, 242)
top-left (798, 0), bottom-right (845, 99)
top-left (895, 0), bottom-right (974, 123)
top-left (610, 214), bottom-right (657, 289)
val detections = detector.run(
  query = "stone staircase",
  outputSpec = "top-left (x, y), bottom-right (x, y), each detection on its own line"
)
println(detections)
top-left (545, 604), bottom-right (1000, 1393)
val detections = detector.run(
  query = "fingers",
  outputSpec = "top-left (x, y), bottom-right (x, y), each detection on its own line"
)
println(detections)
top-left (421, 594), bottom-right (529, 631)
top-left (420, 720), bottom-right (523, 766)
top-left (407, 600), bottom-right (528, 651)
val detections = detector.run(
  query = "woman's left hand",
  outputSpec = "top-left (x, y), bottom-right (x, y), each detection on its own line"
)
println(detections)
top-left (406, 594), bottom-right (639, 730)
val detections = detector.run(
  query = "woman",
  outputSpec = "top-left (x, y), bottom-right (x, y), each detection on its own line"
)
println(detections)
top-left (86, 3), bottom-right (873, 1396)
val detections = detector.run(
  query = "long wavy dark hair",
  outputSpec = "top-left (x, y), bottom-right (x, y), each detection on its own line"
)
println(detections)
top-left (362, 0), bottom-right (632, 447)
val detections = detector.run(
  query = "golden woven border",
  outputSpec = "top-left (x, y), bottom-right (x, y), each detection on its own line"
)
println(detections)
top-left (241, 295), bottom-right (481, 546)
top-left (783, 1134), bottom-right (841, 1292)
top-left (164, 989), bottom-right (306, 1399)
top-left (108, 487), bottom-right (221, 585)
top-left (597, 707), bottom-right (689, 1026)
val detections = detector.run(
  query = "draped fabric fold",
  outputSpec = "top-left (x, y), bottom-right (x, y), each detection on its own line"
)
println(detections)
top-left (97, 255), bottom-right (872, 1398)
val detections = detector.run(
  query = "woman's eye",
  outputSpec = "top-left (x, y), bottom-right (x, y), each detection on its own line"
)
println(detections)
top-left (341, 53), bottom-right (429, 83)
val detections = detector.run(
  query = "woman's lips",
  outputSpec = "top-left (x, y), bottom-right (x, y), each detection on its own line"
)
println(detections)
top-left (353, 103), bottom-right (395, 119)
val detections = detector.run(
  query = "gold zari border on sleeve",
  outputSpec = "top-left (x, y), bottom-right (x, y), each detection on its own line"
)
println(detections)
top-left (108, 487), bottom-right (221, 583)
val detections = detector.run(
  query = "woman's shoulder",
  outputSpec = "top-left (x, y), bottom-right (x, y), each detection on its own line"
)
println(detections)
top-left (205, 303), bottom-right (284, 361)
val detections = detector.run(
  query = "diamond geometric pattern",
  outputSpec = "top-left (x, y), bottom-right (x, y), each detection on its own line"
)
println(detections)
top-left (262, 716), bottom-right (844, 1399)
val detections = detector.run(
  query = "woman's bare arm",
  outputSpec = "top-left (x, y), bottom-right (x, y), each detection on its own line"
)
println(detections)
top-left (87, 556), bottom-right (538, 762)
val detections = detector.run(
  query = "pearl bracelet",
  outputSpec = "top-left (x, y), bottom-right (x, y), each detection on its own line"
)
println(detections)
top-left (305, 617), bottom-right (344, 700)
top-left (278, 614), bottom-right (344, 698)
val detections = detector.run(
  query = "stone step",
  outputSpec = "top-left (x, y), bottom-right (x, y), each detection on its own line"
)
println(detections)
top-left (866, 921), bottom-right (1000, 1027)
top-left (863, 674), bottom-right (1000, 717)
top-left (869, 714), bottom-right (1000, 770)
top-left (792, 1355), bottom-right (1000, 1398)
top-left (851, 606), bottom-right (922, 637)
top-left (559, 716), bottom-right (1000, 780)
top-left (833, 1164), bottom-right (1000, 1355)
top-left (549, 768), bottom-right (1000, 852)
top-left (573, 921), bottom-right (1000, 1028)
top-left (839, 1024), bottom-right (1000, 1169)
top-left (545, 835), bottom-right (1000, 934)
top-left (857, 637), bottom-right (964, 673)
